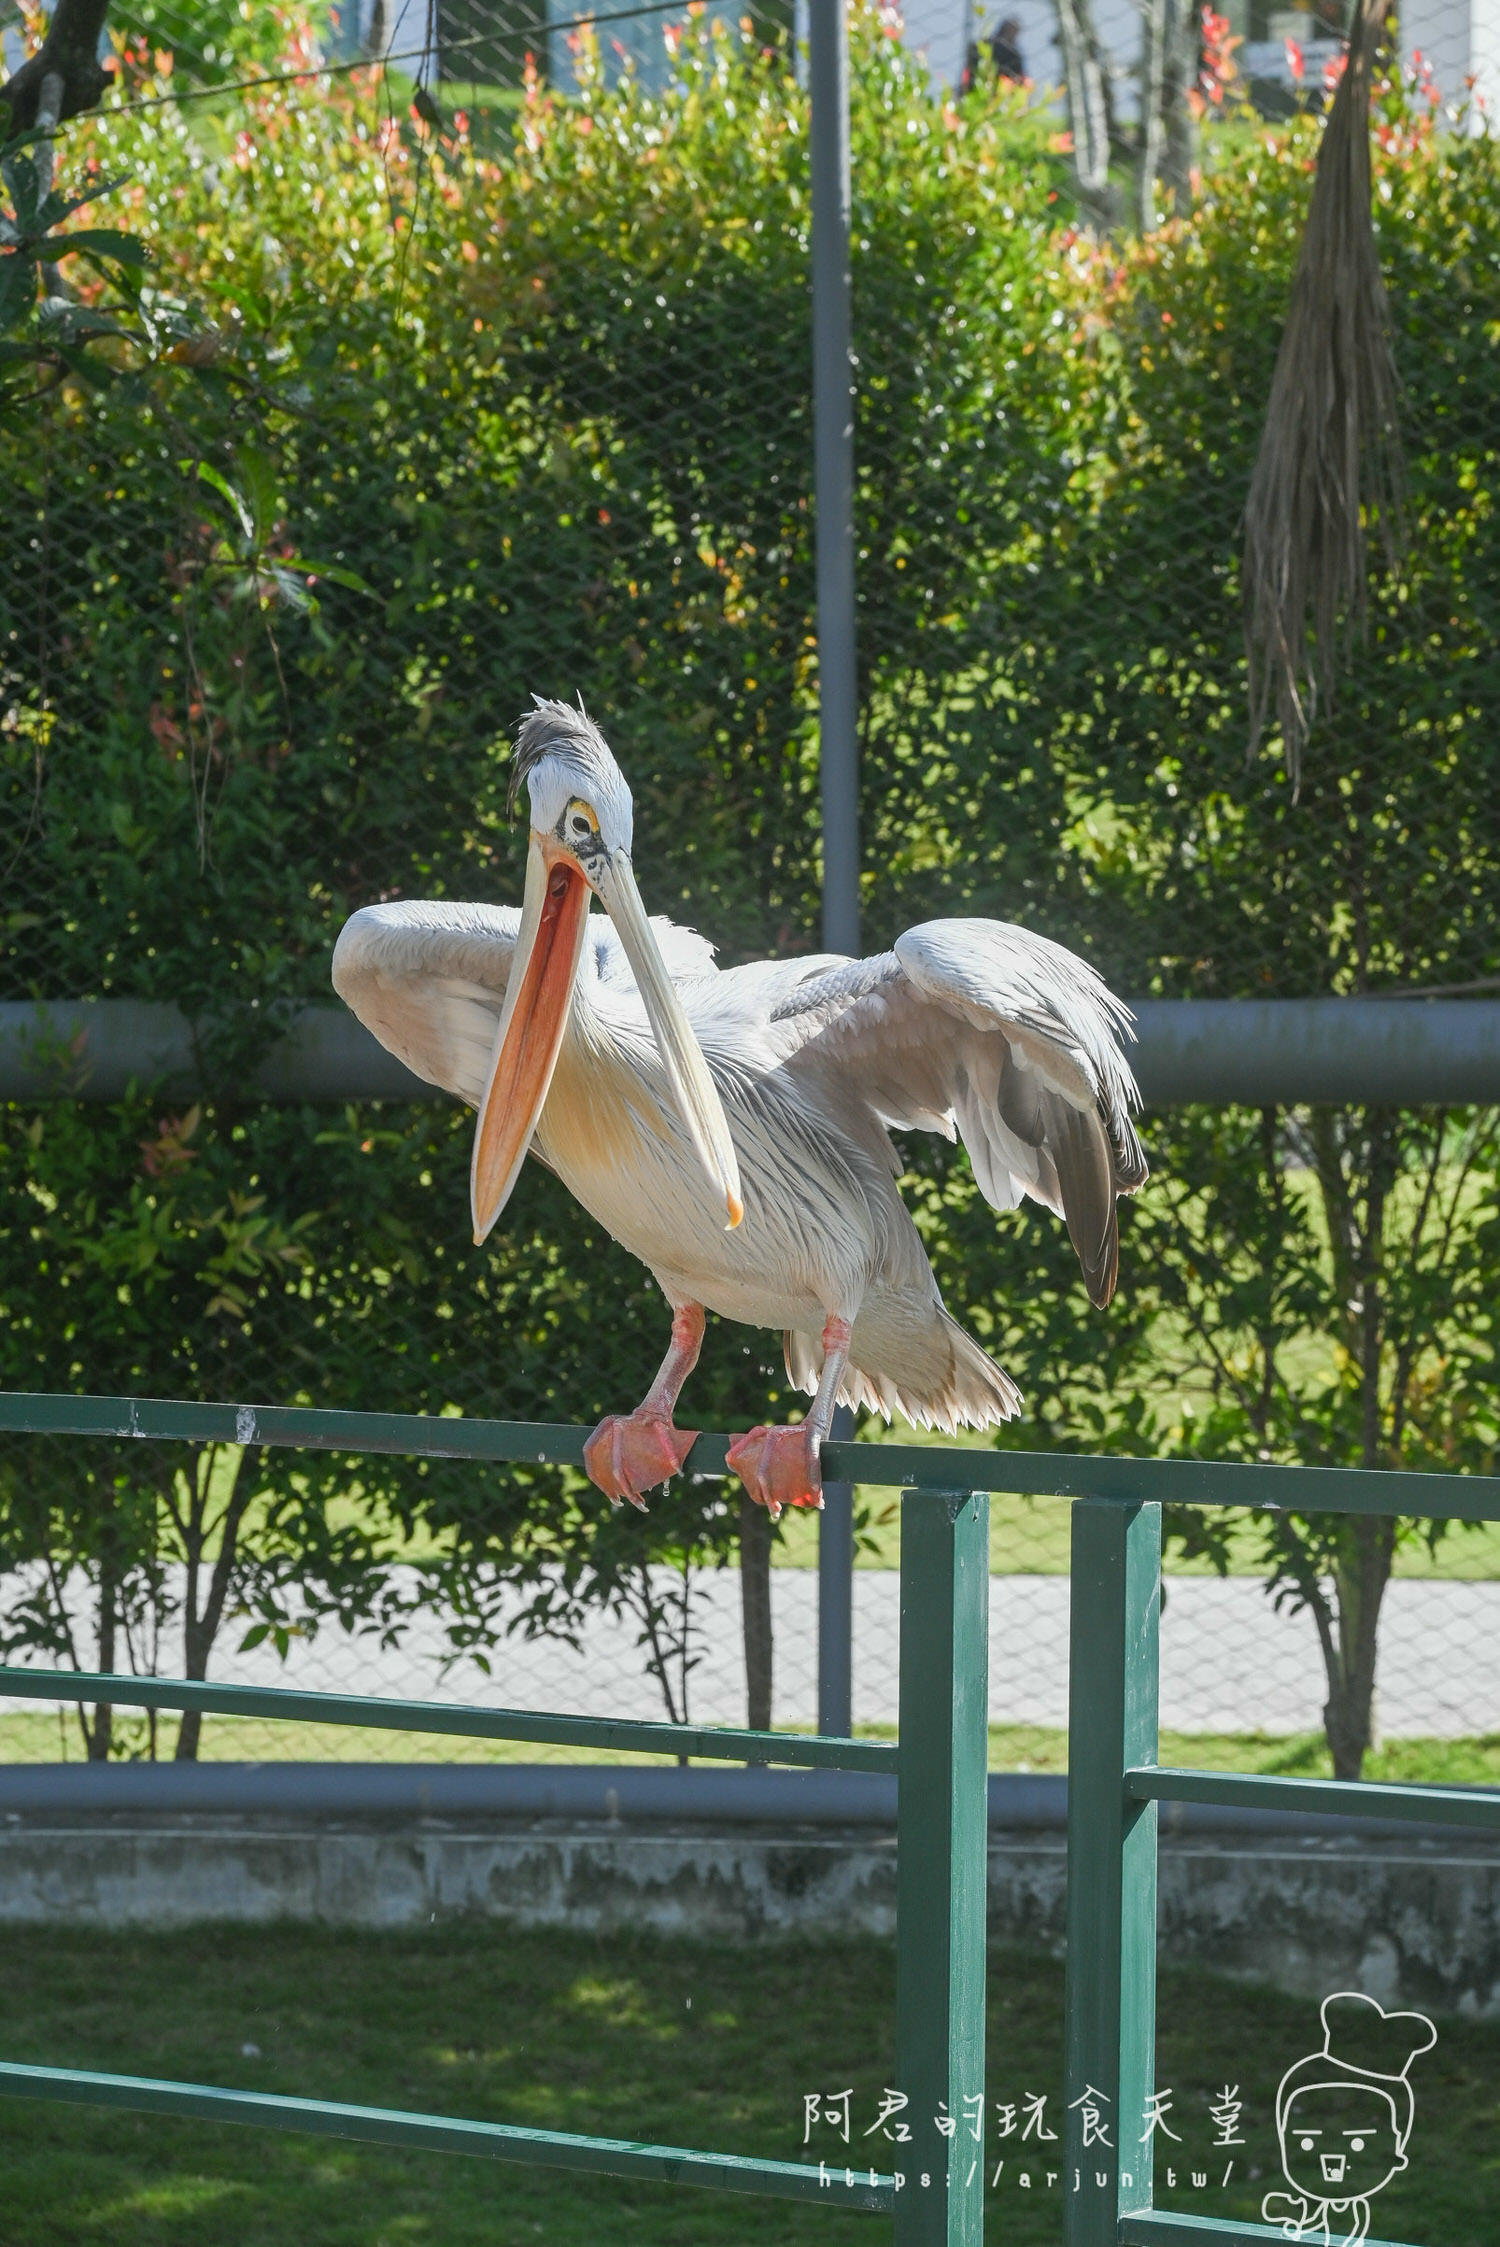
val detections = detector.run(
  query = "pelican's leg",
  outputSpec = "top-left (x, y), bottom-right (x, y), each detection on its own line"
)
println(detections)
top-left (726, 1314), bottom-right (852, 1521)
top-left (583, 1302), bottom-right (705, 1511)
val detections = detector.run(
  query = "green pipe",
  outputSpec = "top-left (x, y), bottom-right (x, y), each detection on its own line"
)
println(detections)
top-left (2, 1389), bottom-right (1498, 1515)
top-left (0, 2062), bottom-right (894, 2211)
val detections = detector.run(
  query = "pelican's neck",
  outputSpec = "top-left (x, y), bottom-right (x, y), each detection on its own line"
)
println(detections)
top-left (539, 922), bottom-right (673, 1181)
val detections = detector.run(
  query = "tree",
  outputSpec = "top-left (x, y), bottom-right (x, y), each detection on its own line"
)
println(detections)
top-left (0, 0), bottom-right (112, 135)
top-left (1053, 0), bottom-right (1117, 219)
top-left (0, 1083), bottom-right (395, 1755)
top-left (1135, 1104), bottom-right (1500, 1779)
top-left (0, 0), bottom-right (157, 415)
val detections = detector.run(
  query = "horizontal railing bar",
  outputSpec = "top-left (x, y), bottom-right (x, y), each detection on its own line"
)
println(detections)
top-left (1119, 2211), bottom-right (1411, 2246)
top-left (1127, 1766), bottom-right (1500, 1832)
top-left (0, 2061), bottom-right (893, 2210)
top-left (0, 1670), bottom-right (896, 1773)
top-left (3, 1391), bottom-right (1500, 1516)
top-left (818, 1443), bottom-right (1500, 1516)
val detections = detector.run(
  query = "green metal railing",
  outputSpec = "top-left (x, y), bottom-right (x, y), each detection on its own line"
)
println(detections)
top-left (1063, 1492), bottom-right (1500, 2247)
top-left (0, 1389), bottom-right (1498, 2245)
top-left (0, 1390), bottom-right (993, 2240)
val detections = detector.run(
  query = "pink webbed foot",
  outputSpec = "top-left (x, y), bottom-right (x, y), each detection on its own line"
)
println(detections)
top-left (726, 1422), bottom-right (824, 1520)
top-left (583, 1412), bottom-right (699, 1510)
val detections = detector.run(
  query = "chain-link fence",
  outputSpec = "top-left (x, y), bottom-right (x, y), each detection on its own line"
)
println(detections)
top-left (2, 0), bottom-right (1498, 1783)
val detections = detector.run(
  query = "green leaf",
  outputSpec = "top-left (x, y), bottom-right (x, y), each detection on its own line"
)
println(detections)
top-left (287, 557), bottom-right (374, 596)
top-left (4, 150), bottom-right (41, 230)
top-left (0, 249), bottom-right (37, 333)
top-left (55, 228), bottom-right (149, 269)
top-left (51, 174), bottom-right (131, 223)
top-left (235, 444), bottom-right (279, 538)
top-left (42, 305), bottom-right (129, 344)
top-left (191, 459), bottom-right (256, 540)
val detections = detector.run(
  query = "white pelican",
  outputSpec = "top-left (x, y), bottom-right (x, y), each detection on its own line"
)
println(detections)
top-left (332, 700), bottom-right (1147, 1515)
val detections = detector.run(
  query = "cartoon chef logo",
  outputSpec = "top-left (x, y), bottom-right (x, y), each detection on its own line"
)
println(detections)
top-left (1261, 1991), bottom-right (1437, 2245)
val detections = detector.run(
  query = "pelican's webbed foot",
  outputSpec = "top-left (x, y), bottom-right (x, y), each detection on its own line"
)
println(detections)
top-left (584, 1412), bottom-right (699, 1511)
top-left (727, 1314), bottom-right (852, 1520)
top-left (584, 1302), bottom-right (707, 1510)
top-left (726, 1421), bottom-right (825, 1520)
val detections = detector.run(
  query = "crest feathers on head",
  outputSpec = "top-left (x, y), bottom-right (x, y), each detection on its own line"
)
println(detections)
top-left (508, 695), bottom-right (614, 818)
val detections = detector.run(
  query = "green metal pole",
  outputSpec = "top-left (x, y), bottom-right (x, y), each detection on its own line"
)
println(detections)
top-left (894, 1489), bottom-right (989, 2247)
top-left (1063, 1496), bottom-right (1162, 2247)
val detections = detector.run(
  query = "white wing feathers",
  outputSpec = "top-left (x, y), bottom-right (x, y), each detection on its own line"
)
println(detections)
top-left (333, 899), bottom-right (1144, 1306)
top-left (770, 918), bottom-right (1147, 1308)
top-left (598, 916), bottom-right (719, 987)
top-left (331, 898), bottom-right (719, 1107)
top-left (331, 900), bottom-right (523, 1106)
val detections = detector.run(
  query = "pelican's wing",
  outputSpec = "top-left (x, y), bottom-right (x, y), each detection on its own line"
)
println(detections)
top-left (593, 914), bottom-right (720, 990)
top-left (770, 918), bottom-right (1148, 1307)
top-left (332, 899), bottom-right (719, 1101)
top-left (331, 900), bottom-right (522, 1105)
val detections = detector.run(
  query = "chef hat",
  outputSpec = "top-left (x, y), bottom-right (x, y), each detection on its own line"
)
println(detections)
top-left (1318, 1994), bottom-right (1437, 2081)
top-left (1275, 1993), bottom-right (1437, 2149)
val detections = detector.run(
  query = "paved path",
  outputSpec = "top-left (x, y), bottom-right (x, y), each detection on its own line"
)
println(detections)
top-left (14, 1568), bottom-right (1495, 1742)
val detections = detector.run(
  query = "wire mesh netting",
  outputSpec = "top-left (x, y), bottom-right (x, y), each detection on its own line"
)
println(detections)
top-left (2, 0), bottom-right (1498, 1778)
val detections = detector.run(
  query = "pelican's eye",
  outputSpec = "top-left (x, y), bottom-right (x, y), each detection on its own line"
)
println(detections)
top-left (564, 798), bottom-right (601, 848)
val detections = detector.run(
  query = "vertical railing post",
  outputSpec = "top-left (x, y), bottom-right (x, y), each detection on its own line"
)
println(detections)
top-left (894, 1488), bottom-right (989, 2246)
top-left (817, 1437), bottom-right (855, 1735)
top-left (1063, 1496), bottom-right (1162, 2247)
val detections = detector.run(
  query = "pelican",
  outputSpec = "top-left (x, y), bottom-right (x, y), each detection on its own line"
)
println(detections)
top-left (332, 700), bottom-right (1147, 1515)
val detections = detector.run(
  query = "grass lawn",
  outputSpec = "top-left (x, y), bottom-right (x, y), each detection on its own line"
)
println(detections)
top-left (898, 1724), bottom-right (1500, 1788)
top-left (4, 1707), bottom-right (1500, 1784)
top-left (0, 1925), bottom-right (1492, 2245)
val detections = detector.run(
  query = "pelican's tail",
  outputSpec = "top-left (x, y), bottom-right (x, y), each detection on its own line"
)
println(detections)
top-left (784, 1299), bottom-right (1022, 1435)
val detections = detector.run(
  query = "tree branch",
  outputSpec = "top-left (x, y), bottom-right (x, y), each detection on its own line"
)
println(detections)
top-left (1054, 0), bottom-right (1116, 219)
top-left (1, 0), bottom-right (112, 137)
top-left (198, 1448), bottom-right (258, 1668)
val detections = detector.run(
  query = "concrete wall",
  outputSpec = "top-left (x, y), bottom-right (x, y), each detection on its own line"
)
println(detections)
top-left (5, 1807), bottom-right (1497, 2018)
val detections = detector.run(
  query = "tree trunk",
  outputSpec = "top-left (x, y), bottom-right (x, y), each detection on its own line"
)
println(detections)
top-left (739, 1494), bottom-right (773, 1738)
top-left (1321, 1516), bottom-right (1395, 1780)
top-left (174, 1444), bottom-right (254, 1761)
top-left (1305, 1106), bottom-right (1398, 1780)
top-left (84, 1561), bottom-right (115, 1762)
top-left (174, 1639), bottom-right (206, 1762)
top-left (1136, 0), bottom-right (1167, 230)
top-left (1159, 0), bottom-right (1200, 211)
top-left (1054, 0), bottom-right (1117, 221)
top-left (176, 1531), bottom-right (205, 1760)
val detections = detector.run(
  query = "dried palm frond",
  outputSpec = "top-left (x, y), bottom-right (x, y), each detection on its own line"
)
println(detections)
top-left (1243, 0), bottom-right (1405, 789)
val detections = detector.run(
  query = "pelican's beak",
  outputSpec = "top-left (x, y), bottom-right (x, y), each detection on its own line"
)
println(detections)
top-left (590, 846), bottom-right (743, 1233)
top-left (470, 835), bottom-right (744, 1249)
top-left (471, 836), bottom-right (592, 1245)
